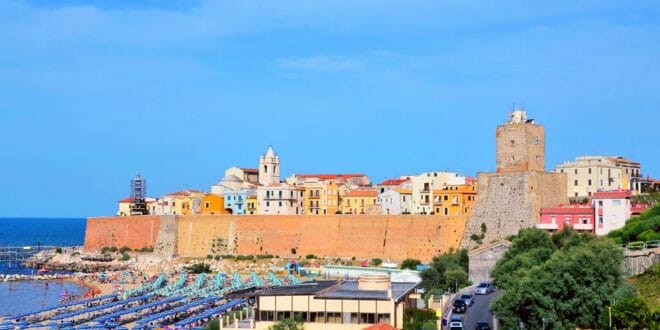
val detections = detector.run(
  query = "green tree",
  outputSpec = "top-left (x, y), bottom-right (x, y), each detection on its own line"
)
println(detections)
top-left (371, 258), bottom-right (383, 266)
top-left (268, 318), bottom-right (304, 330)
top-left (400, 258), bottom-right (421, 270)
top-left (402, 308), bottom-right (437, 330)
top-left (492, 228), bottom-right (625, 329)
top-left (607, 205), bottom-right (660, 244)
top-left (610, 297), bottom-right (653, 329)
top-left (420, 249), bottom-right (469, 293)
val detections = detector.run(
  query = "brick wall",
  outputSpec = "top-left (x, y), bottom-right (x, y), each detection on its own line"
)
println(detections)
top-left (84, 215), bottom-right (160, 251)
top-left (84, 214), bottom-right (467, 262)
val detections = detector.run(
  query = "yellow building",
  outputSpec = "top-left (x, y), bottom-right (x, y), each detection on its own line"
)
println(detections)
top-left (304, 181), bottom-right (344, 215)
top-left (200, 194), bottom-right (230, 215)
top-left (117, 197), bottom-right (157, 216)
top-left (160, 190), bottom-right (206, 215)
top-left (342, 189), bottom-right (379, 215)
top-left (432, 183), bottom-right (477, 216)
top-left (246, 195), bottom-right (258, 215)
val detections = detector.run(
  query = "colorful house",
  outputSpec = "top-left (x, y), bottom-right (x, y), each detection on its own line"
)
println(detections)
top-left (159, 190), bottom-right (205, 215)
top-left (201, 193), bottom-right (230, 215)
top-left (432, 183), bottom-right (477, 216)
top-left (342, 189), bottom-right (380, 215)
top-left (537, 204), bottom-right (595, 232)
top-left (117, 197), bottom-right (157, 216)
top-left (304, 181), bottom-right (344, 215)
top-left (378, 188), bottom-right (412, 215)
top-left (246, 195), bottom-right (258, 215)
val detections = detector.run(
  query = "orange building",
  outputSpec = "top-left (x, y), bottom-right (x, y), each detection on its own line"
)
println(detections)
top-left (201, 194), bottom-right (230, 215)
top-left (342, 189), bottom-right (379, 215)
top-left (432, 183), bottom-right (477, 216)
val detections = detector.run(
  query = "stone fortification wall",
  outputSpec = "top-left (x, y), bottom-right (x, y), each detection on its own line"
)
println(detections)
top-left (85, 215), bottom-right (467, 262)
top-left (84, 215), bottom-right (160, 251)
top-left (461, 171), bottom-right (567, 249)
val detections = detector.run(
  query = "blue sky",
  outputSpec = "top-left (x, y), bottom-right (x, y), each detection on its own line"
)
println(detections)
top-left (1, 0), bottom-right (659, 217)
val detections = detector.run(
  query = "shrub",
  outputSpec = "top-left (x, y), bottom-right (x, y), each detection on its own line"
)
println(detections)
top-left (257, 254), bottom-right (274, 259)
top-left (55, 247), bottom-right (63, 254)
top-left (119, 246), bottom-right (132, 254)
top-left (207, 254), bottom-right (213, 259)
top-left (305, 254), bottom-right (317, 260)
top-left (214, 255), bottom-right (221, 261)
top-left (221, 254), bottom-right (235, 259)
top-left (70, 252), bottom-right (80, 257)
top-left (371, 258), bottom-right (383, 266)
top-left (185, 263), bottom-right (211, 274)
top-left (236, 255), bottom-right (255, 261)
top-left (204, 318), bottom-right (220, 330)
top-left (109, 246), bottom-right (118, 252)
top-left (139, 247), bottom-right (154, 252)
top-left (401, 258), bottom-right (421, 270)
top-left (100, 246), bottom-right (111, 254)
top-left (120, 252), bottom-right (131, 261)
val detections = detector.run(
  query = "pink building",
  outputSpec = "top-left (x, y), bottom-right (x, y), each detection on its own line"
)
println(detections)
top-left (537, 189), bottom-right (652, 236)
top-left (537, 204), bottom-right (595, 232)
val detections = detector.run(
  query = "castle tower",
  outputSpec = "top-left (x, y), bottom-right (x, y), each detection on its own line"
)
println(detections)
top-left (496, 110), bottom-right (545, 173)
top-left (259, 146), bottom-right (280, 186)
top-left (461, 110), bottom-right (567, 249)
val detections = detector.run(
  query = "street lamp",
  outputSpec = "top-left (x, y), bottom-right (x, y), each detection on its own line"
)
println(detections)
top-left (542, 317), bottom-right (546, 330)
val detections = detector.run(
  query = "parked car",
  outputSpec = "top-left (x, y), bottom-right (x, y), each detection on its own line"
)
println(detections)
top-left (450, 314), bottom-right (463, 323)
top-left (475, 321), bottom-right (491, 330)
top-left (460, 293), bottom-right (475, 306)
top-left (475, 282), bottom-right (495, 295)
top-left (449, 321), bottom-right (464, 330)
top-left (452, 299), bottom-right (467, 313)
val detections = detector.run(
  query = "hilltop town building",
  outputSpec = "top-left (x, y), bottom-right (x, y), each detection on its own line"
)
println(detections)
top-left (200, 193), bottom-right (230, 215)
top-left (286, 173), bottom-right (371, 188)
top-left (461, 110), bottom-right (568, 248)
top-left (304, 181), bottom-right (344, 215)
top-left (159, 190), bottom-right (206, 215)
top-left (374, 178), bottom-right (411, 194)
top-left (378, 189), bottom-right (412, 215)
top-left (117, 197), bottom-right (157, 216)
top-left (407, 172), bottom-right (467, 214)
top-left (432, 183), bottom-right (477, 216)
top-left (343, 189), bottom-right (380, 215)
top-left (259, 146), bottom-right (281, 186)
top-left (554, 156), bottom-right (642, 198)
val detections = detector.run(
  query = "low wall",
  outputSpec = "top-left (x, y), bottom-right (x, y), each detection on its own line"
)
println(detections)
top-left (83, 215), bottom-right (161, 251)
top-left (85, 214), bottom-right (467, 262)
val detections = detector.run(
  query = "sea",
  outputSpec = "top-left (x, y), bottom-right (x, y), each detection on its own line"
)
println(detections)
top-left (0, 218), bottom-right (87, 317)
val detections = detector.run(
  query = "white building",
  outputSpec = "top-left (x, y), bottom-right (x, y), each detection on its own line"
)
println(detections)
top-left (257, 183), bottom-right (305, 215)
top-left (259, 146), bottom-right (280, 186)
top-left (378, 189), bottom-right (412, 215)
top-left (211, 167), bottom-right (260, 195)
top-left (593, 190), bottom-right (632, 236)
top-left (555, 156), bottom-right (627, 198)
top-left (407, 172), bottom-right (467, 214)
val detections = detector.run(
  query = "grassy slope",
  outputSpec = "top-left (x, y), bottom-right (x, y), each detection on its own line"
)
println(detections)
top-left (628, 263), bottom-right (660, 312)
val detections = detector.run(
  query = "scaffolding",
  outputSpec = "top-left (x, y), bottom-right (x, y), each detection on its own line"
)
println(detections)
top-left (130, 174), bottom-right (149, 215)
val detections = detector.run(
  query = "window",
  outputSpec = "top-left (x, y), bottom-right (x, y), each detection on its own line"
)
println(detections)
top-left (278, 201), bottom-right (282, 207)
top-left (205, 202), bottom-right (210, 208)
top-left (350, 313), bottom-right (359, 324)
top-left (260, 311), bottom-right (274, 321)
top-left (551, 216), bottom-right (556, 224)
top-left (534, 136), bottom-right (539, 145)
top-left (377, 314), bottom-right (390, 324)
top-left (266, 202), bottom-right (270, 207)
top-left (444, 208), bottom-right (448, 215)
top-left (444, 195), bottom-right (448, 201)
top-left (589, 168), bottom-right (592, 174)
top-left (588, 179), bottom-right (592, 186)
top-left (565, 217), bottom-right (571, 225)
top-left (574, 180), bottom-right (578, 186)
top-left (326, 312), bottom-right (341, 323)
top-left (293, 312), bottom-right (307, 322)
top-left (276, 311), bottom-right (291, 321)
top-left (598, 216), bottom-right (603, 224)
top-left (598, 201), bottom-right (603, 207)
top-left (575, 169), bottom-right (578, 174)
top-left (310, 312), bottom-right (325, 323)
top-left (264, 165), bottom-right (268, 173)
top-left (279, 191), bottom-right (282, 198)
top-left (612, 200), bottom-right (621, 205)
top-left (360, 313), bottom-right (376, 324)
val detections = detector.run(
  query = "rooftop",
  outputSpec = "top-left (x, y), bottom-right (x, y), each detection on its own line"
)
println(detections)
top-left (378, 178), bottom-right (409, 186)
top-left (345, 190), bottom-right (379, 197)
top-left (592, 190), bottom-right (632, 199)
top-left (257, 280), bottom-right (418, 302)
top-left (296, 174), bottom-right (366, 180)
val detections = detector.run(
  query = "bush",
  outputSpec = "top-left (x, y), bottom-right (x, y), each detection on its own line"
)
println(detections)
top-left (109, 246), bottom-right (118, 252)
top-left (139, 247), bottom-right (154, 252)
top-left (100, 246), bottom-right (111, 254)
top-left (236, 255), bottom-right (255, 261)
top-left (401, 258), bottom-right (421, 270)
top-left (185, 263), bottom-right (211, 274)
top-left (55, 247), bottom-right (63, 254)
top-left (120, 252), bottom-right (131, 261)
top-left (305, 254), bottom-right (317, 260)
top-left (214, 255), bottom-right (221, 261)
top-left (221, 254), bottom-right (235, 259)
top-left (257, 254), bottom-right (274, 259)
top-left (291, 248), bottom-right (297, 255)
top-left (119, 246), bottom-right (132, 254)
top-left (204, 318), bottom-right (220, 330)
top-left (207, 254), bottom-right (213, 259)
top-left (402, 308), bottom-right (437, 330)
top-left (371, 258), bottom-right (383, 267)
top-left (268, 318), bottom-right (304, 330)
top-left (70, 252), bottom-right (80, 257)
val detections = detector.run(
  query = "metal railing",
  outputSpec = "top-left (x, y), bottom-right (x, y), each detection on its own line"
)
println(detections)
top-left (617, 240), bottom-right (660, 253)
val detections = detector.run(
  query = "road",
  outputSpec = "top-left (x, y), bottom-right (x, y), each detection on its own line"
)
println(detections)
top-left (448, 286), bottom-right (501, 329)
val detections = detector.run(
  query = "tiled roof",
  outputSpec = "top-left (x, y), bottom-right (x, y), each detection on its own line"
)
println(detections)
top-left (393, 189), bottom-right (412, 194)
top-left (378, 178), bottom-right (409, 186)
top-left (297, 174), bottom-right (366, 180)
top-left (592, 190), bottom-right (632, 199)
top-left (239, 167), bottom-right (259, 173)
top-left (163, 189), bottom-right (204, 197)
top-left (345, 190), bottom-right (378, 197)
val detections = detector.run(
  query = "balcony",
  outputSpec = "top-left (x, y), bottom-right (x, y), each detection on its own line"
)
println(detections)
top-left (536, 223), bottom-right (558, 230)
top-left (572, 223), bottom-right (594, 231)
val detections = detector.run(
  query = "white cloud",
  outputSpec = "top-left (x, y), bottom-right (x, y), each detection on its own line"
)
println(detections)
top-left (277, 55), bottom-right (364, 72)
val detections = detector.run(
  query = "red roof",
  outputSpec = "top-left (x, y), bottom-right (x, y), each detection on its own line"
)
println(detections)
top-left (362, 323), bottom-right (397, 330)
top-left (163, 189), bottom-right (204, 197)
top-left (118, 197), bottom-right (134, 203)
top-left (540, 205), bottom-right (594, 215)
top-left (239, 167), bottom-right (259, 173)
top-left (296, 174), bottom-right (366, 180)
top-left (345, 190), bottom-right (378, 197)
top-left (592, 190), bottom-right (632, 199)
top-left (378, 178), bottom-right (409, 186)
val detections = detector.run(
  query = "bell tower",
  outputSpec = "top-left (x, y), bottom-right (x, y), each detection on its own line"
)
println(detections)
top-left (259, 146), bottom-right (280, 185)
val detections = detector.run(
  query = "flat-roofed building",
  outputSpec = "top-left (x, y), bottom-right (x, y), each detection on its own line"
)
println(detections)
top-left (255, 278), bottom-right (419, 330)
top-left (554, 155), bottom-right (643, 198)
